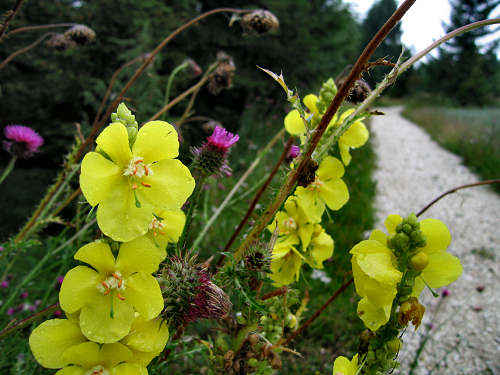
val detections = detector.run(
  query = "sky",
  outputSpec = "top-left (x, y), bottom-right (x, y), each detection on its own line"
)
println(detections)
top-left (344, 0), bottom-right (500, 59)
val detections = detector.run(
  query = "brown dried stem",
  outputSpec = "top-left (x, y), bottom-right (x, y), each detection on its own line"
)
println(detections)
top-left (260, 286), bottom-right (288, 301)
top-left (282, 277), bottom-right (353, 346)
top-left (416, 179), bottom-right (500, 217)
top-left (5, 22), bottom-right (76, 37)
top-left (76, 7), bottom-right (253, 161)
top-left (0, 303), bottom-right (59, 341)
top-left (0, 0), bottom-right (25, 41)
top-left (0, 32), bottom-right (54, 71)
top-left (216, 136), bottom-right (295, 269)
top-left (233, 0), bottom-right (417, 261)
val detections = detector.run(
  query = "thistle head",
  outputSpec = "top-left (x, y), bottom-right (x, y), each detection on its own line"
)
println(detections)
top-left (241, 10), bottom-right (280, 35)
top-left (63, 24), bottom-right (96, 46)
top-left (45, 34), bottom-right (77, 51)
top-left (192, 126), bottom-right (239, 177)
top-left (3, 125), bottom-right (44, 159)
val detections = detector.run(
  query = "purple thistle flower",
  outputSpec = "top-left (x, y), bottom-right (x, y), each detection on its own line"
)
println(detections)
top-left (3, 125), bottom-right (43, 159)
top-left (441, 289), bottom-right (450, 298)
top-left (207, 126), bottom-right (239, 153)
top-left (0, 280), bottom-right (8, 288)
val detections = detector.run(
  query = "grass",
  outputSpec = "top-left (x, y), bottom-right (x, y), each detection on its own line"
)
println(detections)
top-left (402, 104), bottom-right (500, 194)
top-left (0, 101), bottom-right (377, 374)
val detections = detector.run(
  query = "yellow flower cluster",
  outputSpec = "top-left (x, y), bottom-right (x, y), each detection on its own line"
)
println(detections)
top-left (350, 214), bottom-right (462, 331)
top-left (268, 154), bottom-right (351, 286)
top-left (284, 94), bottom-right (369, 165)
top-left (30, 113), bottom-right (195, 374)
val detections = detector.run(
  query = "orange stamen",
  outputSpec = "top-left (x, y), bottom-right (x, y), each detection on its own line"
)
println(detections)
top-left (141, 181), bottom-right (152, 187)
top-left (117, 292), bottom-right (126, 301)
top-left (101, 280), bottom-right (109, 289)
top-left (134, 158), bottom-right (144, 164)
top-left (131, 183), bottom-right (138, 190)
top-left (144, 165), bottom-right (150, 176)
top-left (118, 279), bottom-right (123, 288)
top-left (111, 272), bottom-right (120, 279)
top-left (103, 289), bottom-right (110, 296)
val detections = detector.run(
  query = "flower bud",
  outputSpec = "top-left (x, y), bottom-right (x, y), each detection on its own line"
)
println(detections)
top-left (411, 251), bottom-right (429, 271)
top-left (63, 24), bottom-right (96, 46)
top-left (45, 33), bottom-right (76, 51)
top-left (386, 338), bottom-right (402, 355)
top-left (208, 52), bottom-right (235, 95)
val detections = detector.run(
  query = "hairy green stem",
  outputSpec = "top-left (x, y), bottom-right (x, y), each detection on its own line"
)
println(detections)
top-left (178, 175), bottom-right (206, 252)
top-left (0, 156), bottom-right (16, 185)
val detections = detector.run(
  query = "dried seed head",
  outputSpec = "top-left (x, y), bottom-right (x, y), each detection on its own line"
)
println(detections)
top-left (45, 33), bottom-right (77, 51)
top-left (208, 52), bottom-right (236, 95)
top-left (336, 77), bottom-right (371, 104)
top-left (64, 24), bottom-right (96, 46)
top-left (241, 10), bottom-right (279, 35)
top-left (296, 158), bottom-right (319, 187)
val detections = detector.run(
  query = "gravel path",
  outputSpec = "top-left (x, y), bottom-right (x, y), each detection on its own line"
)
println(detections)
top-left (369, 107), bottom-right (500, 375)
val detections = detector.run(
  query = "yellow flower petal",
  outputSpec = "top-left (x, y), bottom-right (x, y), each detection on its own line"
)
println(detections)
top-left (421, 252), bottom-right (462, 288)
top-left (351, 260), bottom-right (398, 307)
top-left (270, 251), bottom-right (303, 287)
top-left (97, 181), bottom-right (152, 242)
top-left (303, 94), bottom-right (319, 114)
top-left (148, 209), bottom-right (185, 247)
top-left (340, 121), bottom-right (369, 148)
top-left (320, 178), bottom-right (349, 211)
top-left (80, 152), bottom-right (122, 206)
top-left (294, 188), bottom-right (325, 223)
top-left (63, 342), bottom-right (132, 369)
top-left (298, 223), bottom-right (314, 249)
top-left (357, 297), bottom-right (392, 331)
top-left (129, 350), bottom-right (160, 366)
top-left (332, 353), bottom-right (358, 375)
top-left (79, 295), bottom-right (135, 343)
top-left (317, 156), bottom-right (345, 179)
top-left (141, 159), bottom-right (195, 210)
top-left (59, 266), bottom-right (100, 314)
top-left (110, 363), bottom-right (149, 375)
top-left (284, 109), bottom-right (305, 135)
top-left (122, 273), bottom-right (163, 320)
top-left (122, 317), bottom-right (169, 353)
top-left (309, 229), bottom-right (334, 268)
top-left (56, 367), bottom-right (85, 375)
top-left (384, 214), bottom-right (403, 235)
top-left (339, 143), bottom-right (352, 166)
top-left (116, 236), bottom-right (164, 276)
top-left (29, 319), bottom-right (86, 369)
top-left (74, 241), bottom-right (115, 274)
top-left (369, 229), bottom-right (387, 246)
top-left (100, 343), bottom-right (134, 369)
top-left (132, 121), bottom-right (179, 163)
top-left (419, 218), bottom-right (451, 254)
top-left (96, 123), bottom-right (132, 168)
top-left (355, 249), bottom-right (402, 286)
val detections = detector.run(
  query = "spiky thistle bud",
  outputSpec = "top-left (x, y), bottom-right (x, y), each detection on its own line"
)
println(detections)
top-left (192, 125), bottom-right (239, 177)
top-left (208, 52), bottom-right (235, 95)
top-left (161, 255), bottom-right (231, 327)
top-left (63, 24), bottom-right (96, 46)
top-left (241, 10), bottom-right (279, 35)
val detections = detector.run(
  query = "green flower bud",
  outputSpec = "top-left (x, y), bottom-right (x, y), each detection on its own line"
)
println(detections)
top-left (411, 251), bottom-right (429, 271)
top-left (396, 223), bottom-right (404, 233)
top-left (111, 103), bottom-right (138, 128)
top-left (386, 338), bottom-right (401, 355)
top-left (394, 233), bottom-right (410, 251)
top-left (402, 224), bottom-right (412, 235)
top-left (248, 358), bottom-right (259, 368)
top-left (236, 312), bottom-right (247, 325)
top-left (407, 213), bottom-right (418, 226)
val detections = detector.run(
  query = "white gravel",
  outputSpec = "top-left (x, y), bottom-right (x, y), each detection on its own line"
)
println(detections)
top-left (369, 107), bottom-right (500, 375)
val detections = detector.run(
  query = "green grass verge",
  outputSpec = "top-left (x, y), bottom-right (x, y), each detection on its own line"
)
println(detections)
top-left (402, 105), bottom-right (500, 194)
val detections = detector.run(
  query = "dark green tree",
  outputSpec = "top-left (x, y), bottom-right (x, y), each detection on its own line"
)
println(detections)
top-left (420, 0), bottom-right (500, 105)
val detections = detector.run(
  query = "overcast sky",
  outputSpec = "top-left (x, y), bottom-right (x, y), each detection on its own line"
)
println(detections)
top-left (344, 0), bottom-right (500, 58)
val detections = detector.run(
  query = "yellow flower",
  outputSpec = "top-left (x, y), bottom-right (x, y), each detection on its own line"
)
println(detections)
top-left (268, 196), bottom-right (315, 248)
top-left (29, 319), bottom-right (148, 374)
top-left (283, 94), bottom-right (320, 135)
top-left (410, 218), bottom-right (462, 297)
top-left (80, 121), bottom-right (195, 242)
top-left (121, 316), bottom-right (170, 366)
top-left (333, 353), bottom-right (358, 375)
top-left (59, 237), bottom-right (165, 343)
top-left (146, 208), bottom-right (186, 249)
top-left (327, 109), bottom-right (369, 166)
top-left (294, 156), bottom-right (349, 222)
top-left (270, 236), bottom-right (304, 286)
top-left (304, 224), bottom-right (334, 269)
top-left (350, 238), bottom-right (402, 331)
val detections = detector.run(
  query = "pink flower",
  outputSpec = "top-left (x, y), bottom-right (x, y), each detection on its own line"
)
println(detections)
top-left (3, 125), bottom-right (43, 159)
top-left (0, 280), bottom-right (8, 288)
top-left (286, 145), bottom-right (300, 162)
top-left (207, 126), bottom-right (239, 153)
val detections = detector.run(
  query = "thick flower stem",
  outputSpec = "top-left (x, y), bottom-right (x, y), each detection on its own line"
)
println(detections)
top-left (178, 175), bottom-right (206, 253)
top-left (0, 155), bottom-right (16, 185)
